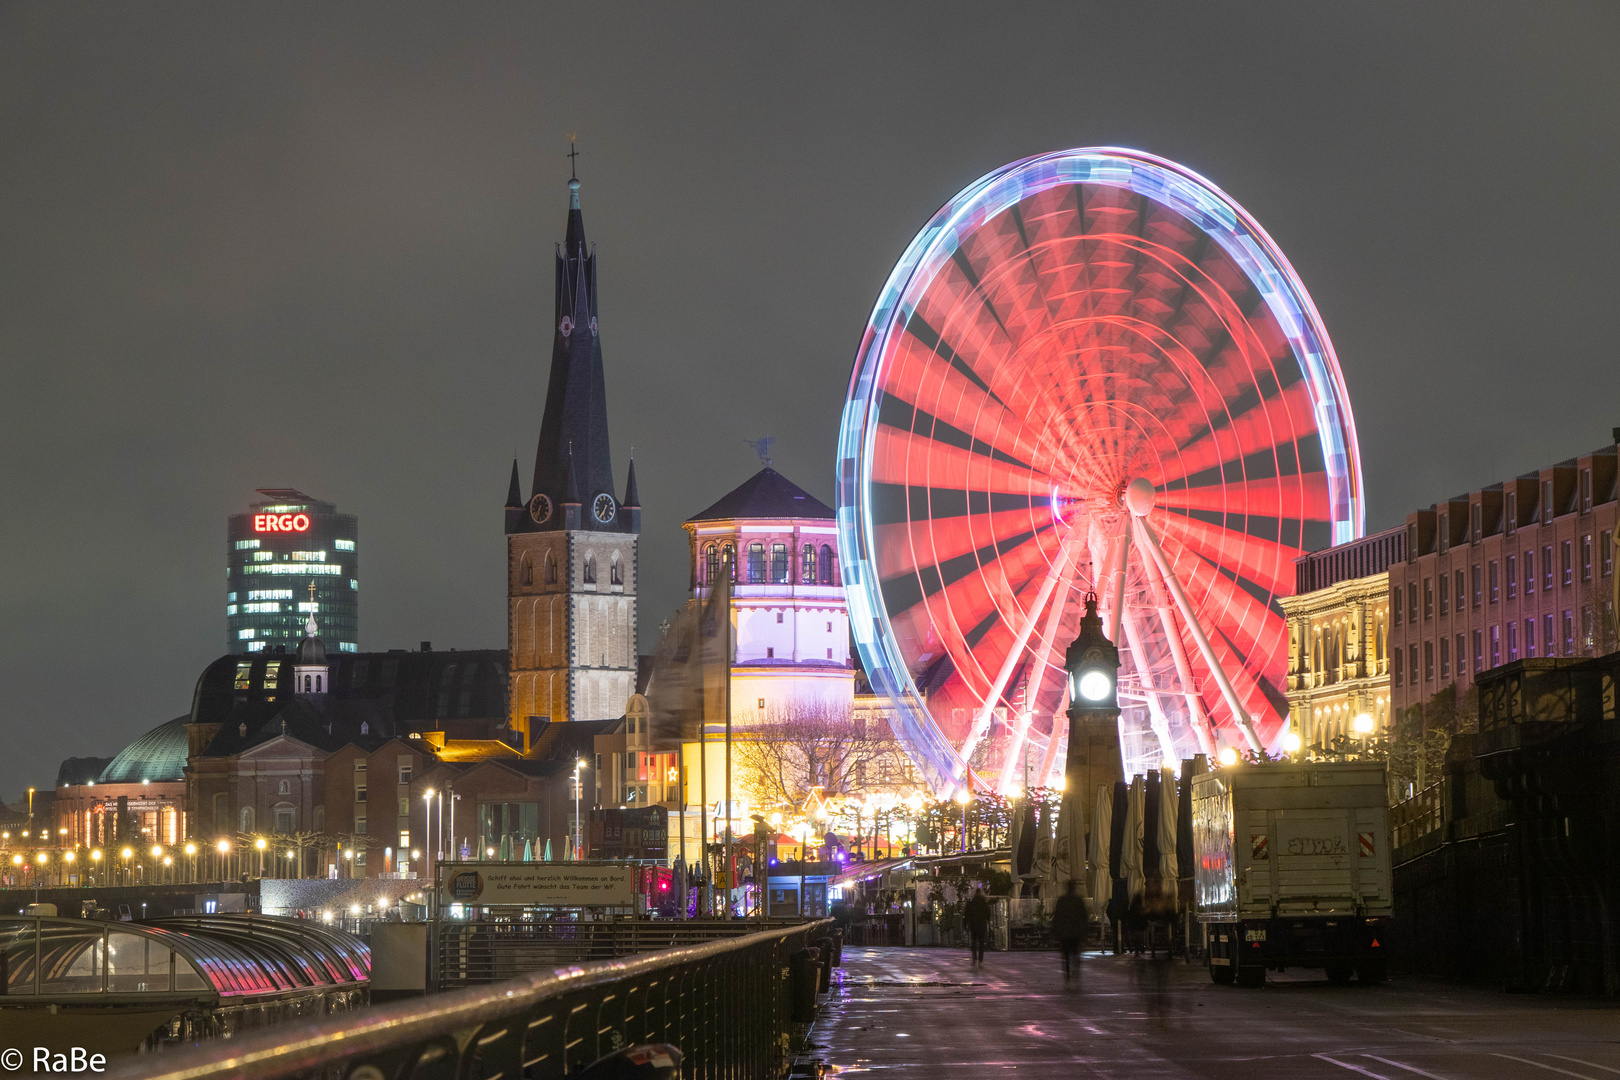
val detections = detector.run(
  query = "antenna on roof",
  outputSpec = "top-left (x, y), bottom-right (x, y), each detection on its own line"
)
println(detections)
top-left (744, 435), bottom-right (775, 468)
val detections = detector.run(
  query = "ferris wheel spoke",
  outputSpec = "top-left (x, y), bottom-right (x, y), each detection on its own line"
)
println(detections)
top-left (871, 425), bottom-right (1052, 497)
top-left (939, 527), bottom-right (1075, 712)
top-left (1156, 473), bottom-right (1330, 523)
top-left (894, 524), bottom-right (1066, 694)
top-left (1154, 511), bottom-right (1301, 598)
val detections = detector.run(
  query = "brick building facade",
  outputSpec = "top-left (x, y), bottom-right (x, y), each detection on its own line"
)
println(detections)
top-left (1388, 439), bottom-right (1619, 715)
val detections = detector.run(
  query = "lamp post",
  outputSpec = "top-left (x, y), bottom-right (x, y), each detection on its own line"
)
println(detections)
top-left (1063, 592), bottom-right (1124, 812)
top-left (423, 790), bottom-right (435, 882)
top-left (954, 788), bottom-right (971, 852)
top-left (574, 760), bottom-right (584, 861)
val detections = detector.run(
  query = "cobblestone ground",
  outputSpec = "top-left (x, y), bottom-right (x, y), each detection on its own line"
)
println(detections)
top-left (806, 946), bottom-right (1620, 1079)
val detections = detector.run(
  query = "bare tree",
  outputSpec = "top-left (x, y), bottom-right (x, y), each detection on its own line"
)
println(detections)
top-left (733, 700), bottom-right (913, 811)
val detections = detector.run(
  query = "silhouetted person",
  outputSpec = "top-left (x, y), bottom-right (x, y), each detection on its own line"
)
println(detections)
top-left (1051, 881), bottom-right (1086, 982)
top-left (965, 888), bottom-right (992, 965)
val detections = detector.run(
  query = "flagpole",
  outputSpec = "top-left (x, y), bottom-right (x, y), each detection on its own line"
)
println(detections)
top-left (724, 572), bottom-right (735, 922)
top-left (699, 693), bottom-right (709, 918)
top-left (678, 761), bottom-right (688, 920)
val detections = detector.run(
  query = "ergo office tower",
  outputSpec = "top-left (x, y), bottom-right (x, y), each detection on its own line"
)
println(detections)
top-left (227, 489), bottom-right (359, 653)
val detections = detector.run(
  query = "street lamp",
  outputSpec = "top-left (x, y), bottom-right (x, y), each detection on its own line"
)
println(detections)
top-left (255, 837), bottom-right (267, 878)
top-left (423, 790), bottom-right (435, 879)
top-left (574, 760), bottom-right (585, 861)
top-left (1063, 591), bottom-right (1122, 806)
top-left (216, 839), bottom-right (230, 881)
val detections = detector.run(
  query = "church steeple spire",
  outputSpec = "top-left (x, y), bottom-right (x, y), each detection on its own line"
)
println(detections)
top-left (517, 167), bottom-right (623, 534)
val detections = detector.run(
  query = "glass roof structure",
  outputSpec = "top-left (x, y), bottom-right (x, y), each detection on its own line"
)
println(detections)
top-left (0, 915), bottom-right (368, 1001)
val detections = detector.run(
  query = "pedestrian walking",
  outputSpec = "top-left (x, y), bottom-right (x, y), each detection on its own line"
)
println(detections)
top-left (965, 887), bottom-right (992, 965)
top-left (1051, 881), bottom-right (1086, 982)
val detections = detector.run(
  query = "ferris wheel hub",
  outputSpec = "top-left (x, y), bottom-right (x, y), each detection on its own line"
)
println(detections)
top-left (1124, 478), bottom-right (1157, 518)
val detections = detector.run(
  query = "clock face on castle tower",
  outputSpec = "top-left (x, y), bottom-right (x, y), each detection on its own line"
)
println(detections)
top-left (592, 493), bottom-right (617, 523)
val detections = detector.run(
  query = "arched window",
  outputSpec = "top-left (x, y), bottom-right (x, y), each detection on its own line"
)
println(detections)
top-left (819, 545), bottom-right (835, 585)
top-left (520, 552), bottom-right (534, 586)
top-left (544, 552), bottom-right (558, 585)
top-left (802, 544), bottom-right (816, 583)
top-left (583, 553), bottom-right (597, 585)
top-left (721, 543), bottom-right (736, 581)
top-left (315, 674), bottom-right (322, 692)
top-left (610, 552), bottom-right (623, 585)
top-left (770, 542), bottom-right (789, 583)
top-left (704, 544), bottom-right (719, 585)
top-left (747, 542), bottom-right (766, 583)
top-left (303, 674), bottom-right (312, 692)
top-left (240, 807), bottom-right (255, 833)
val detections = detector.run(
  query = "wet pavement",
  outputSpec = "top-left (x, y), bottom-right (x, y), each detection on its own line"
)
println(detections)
top-left (806, 946), bottom-right (1620, 1078)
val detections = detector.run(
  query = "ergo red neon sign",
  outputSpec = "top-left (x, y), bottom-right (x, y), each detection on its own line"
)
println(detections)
top-left (254, 513), bottom-right (311, 532)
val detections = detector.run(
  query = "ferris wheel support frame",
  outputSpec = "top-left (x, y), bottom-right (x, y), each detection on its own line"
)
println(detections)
top-left (1129, 500), bottom-right (1264, 753)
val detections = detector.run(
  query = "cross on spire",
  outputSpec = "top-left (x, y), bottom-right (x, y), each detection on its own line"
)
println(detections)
top-left (567, 140), bottom-right (579, 180)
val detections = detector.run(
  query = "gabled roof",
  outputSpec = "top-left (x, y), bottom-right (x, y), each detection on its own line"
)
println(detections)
top-left (685, 468), bottom-right (834, 524)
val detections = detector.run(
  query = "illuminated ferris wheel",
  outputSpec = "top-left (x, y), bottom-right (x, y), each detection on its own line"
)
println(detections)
top-left (836, 148), bottom-right (1363, 796)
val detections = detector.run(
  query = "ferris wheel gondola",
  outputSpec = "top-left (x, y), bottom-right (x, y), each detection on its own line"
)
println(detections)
top-left (836, 148), bottom-right (1362, 795)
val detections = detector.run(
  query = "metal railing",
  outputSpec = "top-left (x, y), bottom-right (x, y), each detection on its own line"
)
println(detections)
top-left (106, 918), bottom-right (831, 1080)
top-left (435, 918), bottom-right (808, 989)
top-left (1391, 778), bottom-right (1447, 851)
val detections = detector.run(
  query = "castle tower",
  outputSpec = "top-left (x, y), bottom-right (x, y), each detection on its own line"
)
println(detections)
top-left (506, 172), bottom-right (639, 740)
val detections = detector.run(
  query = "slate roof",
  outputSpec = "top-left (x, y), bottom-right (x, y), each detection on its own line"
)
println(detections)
top-left (188, 649), bottom-right (509, 760)
top-left (685, 468), bottom-right (834, 524)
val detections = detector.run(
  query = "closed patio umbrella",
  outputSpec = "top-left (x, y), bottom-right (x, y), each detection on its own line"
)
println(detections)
top-left (1121, 776), bottom-right (1145, 906)
top-left (1086, 784), bottom-right (1112, 919)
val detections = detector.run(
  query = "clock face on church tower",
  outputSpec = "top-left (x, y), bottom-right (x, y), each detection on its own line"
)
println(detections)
top-left (528, 493), bottom-right (553, 524)
top-left (592, 493), bottom-right (617, 523)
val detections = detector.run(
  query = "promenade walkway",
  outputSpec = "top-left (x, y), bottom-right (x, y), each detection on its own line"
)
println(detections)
top-left (807, 946), bottom-right (1620, 1079)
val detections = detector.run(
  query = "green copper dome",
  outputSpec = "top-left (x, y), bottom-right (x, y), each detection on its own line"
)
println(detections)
top-left (100, 715), bottom-right (190, 784)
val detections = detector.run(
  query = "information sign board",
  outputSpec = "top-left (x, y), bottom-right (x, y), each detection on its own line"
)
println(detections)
top-left (438, 863), bottom-right (636, 907)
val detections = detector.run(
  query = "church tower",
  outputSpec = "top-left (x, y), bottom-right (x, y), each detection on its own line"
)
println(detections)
top-left (506, 171), bottom-right (640, 741)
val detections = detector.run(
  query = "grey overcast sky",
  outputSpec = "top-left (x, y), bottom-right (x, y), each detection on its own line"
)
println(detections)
top-left (1, 3), bottom-right (1617, 799)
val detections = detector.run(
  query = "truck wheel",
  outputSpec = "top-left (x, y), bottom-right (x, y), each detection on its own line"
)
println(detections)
top-left (1357, 961), bottom-right (1387, 985)
top-left (1235, 963), bottom-right (1265, 988)
top-left (1325, 963), bottom-right (1353, 984)
top-left (1210, 959), bottom-right (1235, 985)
